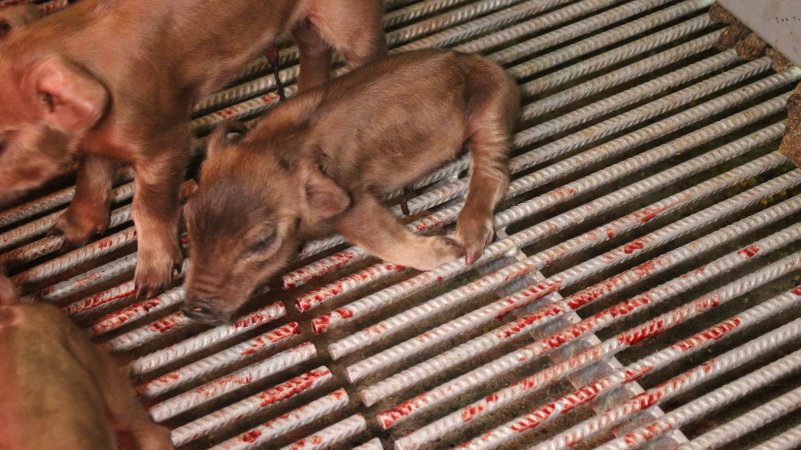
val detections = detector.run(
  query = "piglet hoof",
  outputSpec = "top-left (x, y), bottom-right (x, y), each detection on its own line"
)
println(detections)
top-left (411, 235), bottom-right (464, 271)
top-left (454, 217), bottom-right (495, 266)
top-left (48, 208), bottom-right (109, 248)
top-left (134, 250), bottom-right (183, 299)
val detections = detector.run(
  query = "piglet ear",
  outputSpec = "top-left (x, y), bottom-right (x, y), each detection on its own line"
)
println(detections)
top-left (295, 158), bottom-right (351, 226)
top-left (0, 5), bottom-right (42, 38)
top-left (206, 120), bottom-right (248, 158)
top-left (0, 274), bottom-right (18, 306)
top-left (29, 57), bottom-right (109, 134)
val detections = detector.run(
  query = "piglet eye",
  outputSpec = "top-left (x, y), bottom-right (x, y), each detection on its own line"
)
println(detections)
top-left (247, 230), bottom-right (277, 254)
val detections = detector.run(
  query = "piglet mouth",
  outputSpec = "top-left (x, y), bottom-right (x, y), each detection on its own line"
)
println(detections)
top-left (181, 302), bottom-right (230, 326)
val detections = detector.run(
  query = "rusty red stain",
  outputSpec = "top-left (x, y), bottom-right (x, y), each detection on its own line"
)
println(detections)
top-left (738, 245), bottom-right (760, 258)
top-left (149, 318), bottom-right (179, 333)
top-left (462, 403), bottom-right (488, 422)
top-left (618, 319), bottom-right (665, 346)
top-left (138, 372), bottom-right (182, 395)
top-left (793, 287), bottom-right (801, 296)
top-left (379, 400), bottom-right (418, 429)
top-left (623, 365), bottom-right (653, 383)
top-left (233, 305), bottom-right (282, 329)
top-left (510, 403), bottom-right (557, 433)
top-left (631, 390), bottom-right (665, 410)
top-left (291, 439), bottom-right (306, 450)
top-left (495, 281), bottom-right (562, 321)
top-left (623, 240), bottom-right (645, 254)
top-left (496, 304), bottom-right (562, 339)
top-left (311, 314), bottom-right (331, 334)
top-left (331, 389), bottom-right (347, 400)
top-left (336, 308), bottom-right (353, 319)
top-left (257, 368), bottom-right (330, 407)
top-left (240, 430), bottom-right (261, 443)
top-left (66, 288), bottom-right (135, 315)
top-left (92, 298), bottom-right (163, 334)
top-left (673, 318), bottom-right (741, 352)
top-left (195, 373), bottom-right (255, 398)
top-left (240, 323), bottom-right (300, 356)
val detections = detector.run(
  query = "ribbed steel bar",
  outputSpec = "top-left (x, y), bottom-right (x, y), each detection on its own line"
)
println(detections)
top-left (149, 342), bottom-right (316, 423)
top-left (520, 8), bottom-right (713, 97)
top-left (64, 279), bottom-right (136, 318)
top-left (87, 285), bottom-right (185, 337)
top-left (6, 179), bottom-right (192, 285)
top-left (383, 0), bottom-right (475, 29)
top-left (24, 253), bottom-right (138, 304)
top-left (461, 0), bottom-right (710, 60)
top-left (378, 223), bottom-right (801, 431)
top-left (121, 301), bottom-right (284, 370)
top-left (0, 168), bottom-right (132, 233)
top-left (479, 0), bottom-right (676, 65)
top-left (594, 349), bottom-right (801, 450)
top-left (398, 0), bottom-right (618, 52)
top-left (0, 204), bottom-right (133, 268)
top-left (287, 67), bottom-right (787, 294)
top-left (523, 324), bottom-right (801, 450)
top-left (681, 385), bottom-right (801, 450)
top-left (170, 367), bottom-right (333, 447)
top-left (211, 389), bottom-right (349, 450)
top-left (356, 176), bottom-right (801, 393)
top-left (354, 165), bottom-right (801, 384)
top-left (751, 424), bottom-right (801, 450)
top-left (395, 284), bottom-right (801, 449)
top-left (322, 121), bottom-right (788, 345)
top-left (524, 29), bottom-right (718, 117)
top-left (278, 415), bottom-right (367, 450)
top-left (137, 322), bottom-right (301, 398)
top-left (517, 50), bottom-right (746, 144)
top-left (0, 182), bottom-right (134, 253)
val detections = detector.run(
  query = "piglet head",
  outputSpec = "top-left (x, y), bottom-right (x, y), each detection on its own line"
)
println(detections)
top-left (182, 121), bottom-right (350, 324)
top-left (0, 40), bottom-right (109, 204)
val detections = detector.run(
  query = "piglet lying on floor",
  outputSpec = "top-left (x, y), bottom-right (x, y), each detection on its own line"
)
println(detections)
top-left (182, 49), bottom-right (520, 324)
top-left (0, 275), bottom-right (174, 450)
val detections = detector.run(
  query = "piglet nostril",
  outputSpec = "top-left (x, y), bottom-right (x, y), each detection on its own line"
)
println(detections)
top-left (182, 303), bottom-right (219, 324)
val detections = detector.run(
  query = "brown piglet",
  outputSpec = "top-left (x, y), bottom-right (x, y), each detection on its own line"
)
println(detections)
top-left (0, 274), bottom-right (174, 450)
top-left (0, 0), bottom-right (386, 299)
top-left (183, 49), bottom-right (520, 324)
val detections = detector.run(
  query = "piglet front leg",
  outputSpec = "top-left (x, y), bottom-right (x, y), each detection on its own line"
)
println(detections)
top-left (334, 192), bottom-right (463, 271)
top-left (132, 145), bottom-right (188, 299)
top-left (50, 155), bottom-right (117, 247)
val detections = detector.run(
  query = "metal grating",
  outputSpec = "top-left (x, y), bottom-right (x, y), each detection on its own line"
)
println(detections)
top-left (4, 0), bottom-right (801, 449)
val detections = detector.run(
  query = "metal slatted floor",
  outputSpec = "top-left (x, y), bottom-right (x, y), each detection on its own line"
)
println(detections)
top-left (3, 0), bottom-right (801, 449)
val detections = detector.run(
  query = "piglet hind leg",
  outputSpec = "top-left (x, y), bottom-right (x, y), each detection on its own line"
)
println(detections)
top-left (455, 79), bottom-right (518, 265)
top-left (50, 155), bottom-right (118, 247)
top-left (309, 0), bottom-right (387, 70)
top-left (132, 148), bottom-right (187, 299)
top-left (333, 193), bottom-right (464, 271)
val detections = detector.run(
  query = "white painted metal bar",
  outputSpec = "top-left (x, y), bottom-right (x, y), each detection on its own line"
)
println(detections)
top-left (210, 389), bottom-right (349, 450)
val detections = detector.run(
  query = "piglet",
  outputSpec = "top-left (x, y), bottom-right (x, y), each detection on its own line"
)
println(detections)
top-left (183, 49), bottom-right (520, 324)
top-left (0, 0), bottom-right (386, 299)
top-left (0, 274), bottom-right (174, 449)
